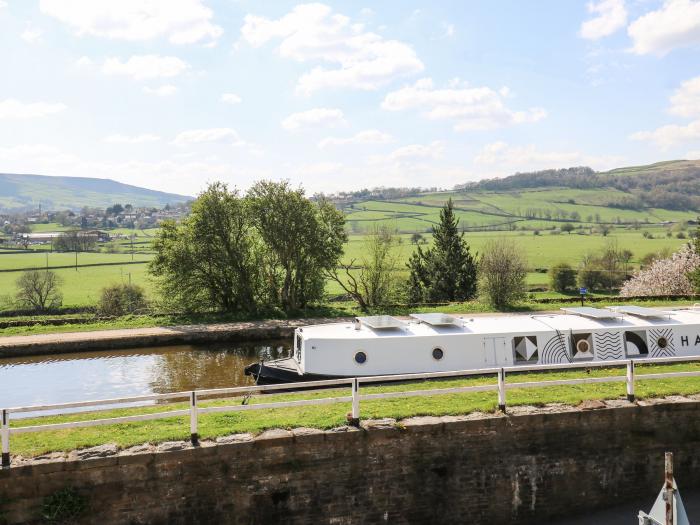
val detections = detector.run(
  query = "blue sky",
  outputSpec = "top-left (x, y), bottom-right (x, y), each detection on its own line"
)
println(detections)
top-left (1, 0), bottom-right (700, 197)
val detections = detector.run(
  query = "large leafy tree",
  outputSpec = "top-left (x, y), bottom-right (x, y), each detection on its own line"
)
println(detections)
top-left (247, 180), bottom-right (346, 311)
top-left (149, 183), bottom-right (263, 313)
top-left (407, 198), bottom-right (478, 303)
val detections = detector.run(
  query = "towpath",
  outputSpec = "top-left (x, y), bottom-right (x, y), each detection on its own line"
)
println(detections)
top-left (0, 311), bottom-right (550, 358)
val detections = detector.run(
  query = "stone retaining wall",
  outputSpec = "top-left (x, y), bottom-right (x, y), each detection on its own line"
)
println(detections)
top-left (2, 399), bottom-right (700, 524)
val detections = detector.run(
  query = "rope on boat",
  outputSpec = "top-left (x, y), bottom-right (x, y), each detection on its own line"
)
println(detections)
top-left (242, 359), bottom-right (263, 405)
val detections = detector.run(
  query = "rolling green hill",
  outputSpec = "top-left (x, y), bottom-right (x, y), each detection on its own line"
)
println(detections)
top-left (343, 160), bottom-right (700, 234)
top-left (0, 173), bottom-right (192, 211)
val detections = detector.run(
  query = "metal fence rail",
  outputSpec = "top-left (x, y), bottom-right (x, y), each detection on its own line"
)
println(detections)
top-left (3, 356), bottom-right (700, 468)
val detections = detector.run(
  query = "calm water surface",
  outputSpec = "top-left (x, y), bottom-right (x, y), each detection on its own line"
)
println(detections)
top-left (0, 340), bottom-right (291, 412)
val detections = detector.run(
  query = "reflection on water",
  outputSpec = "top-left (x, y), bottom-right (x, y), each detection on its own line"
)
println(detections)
top-left (0, 341), bottom-right (291, 412)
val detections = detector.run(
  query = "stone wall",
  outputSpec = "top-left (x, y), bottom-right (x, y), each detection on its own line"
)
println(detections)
top-left (2, 400), bottom-right (700, 524)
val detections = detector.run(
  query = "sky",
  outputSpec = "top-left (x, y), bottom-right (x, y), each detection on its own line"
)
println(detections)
top-left (1, 0), bottom-right (700, 197)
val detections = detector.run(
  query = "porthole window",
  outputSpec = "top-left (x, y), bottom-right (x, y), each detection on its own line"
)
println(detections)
top-left (354, 351), bottom-right (367, 364)
top-left (657, 337), bottom-right (668, 349)
top-left (432, 347), bottom-right (444, 360)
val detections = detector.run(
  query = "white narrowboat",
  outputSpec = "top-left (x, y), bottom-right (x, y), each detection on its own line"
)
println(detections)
top-left (244, 306), bottom-right (700, 384)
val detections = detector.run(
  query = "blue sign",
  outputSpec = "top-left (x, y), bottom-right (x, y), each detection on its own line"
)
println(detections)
top-left (579, 287), bottom-right (587, 295)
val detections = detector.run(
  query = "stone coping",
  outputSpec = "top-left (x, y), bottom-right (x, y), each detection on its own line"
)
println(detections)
top-left (4, 394), bottom-right (698, 473)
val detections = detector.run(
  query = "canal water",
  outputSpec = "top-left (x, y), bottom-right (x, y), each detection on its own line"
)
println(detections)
top-left (0, 340), bottom-right (291, 413)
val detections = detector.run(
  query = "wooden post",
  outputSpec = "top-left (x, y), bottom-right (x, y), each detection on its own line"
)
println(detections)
top-left (189, 391), bottom-right (199, 446)
top-left (1, 409), bottom-right (10, 468)
top-left (498, 368), bottom-right (506, 412)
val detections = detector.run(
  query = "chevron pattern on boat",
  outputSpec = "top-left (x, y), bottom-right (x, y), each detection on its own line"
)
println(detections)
top-left (649, 328), bottom-right (676, 358)
top-left (540, 334), bottom-right (571, 364)
top-left (593, 331), bottom-right (623, 360)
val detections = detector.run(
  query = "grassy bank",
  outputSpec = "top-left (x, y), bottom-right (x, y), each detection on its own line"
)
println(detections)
top-left (9, 362), bottom-right (700, 457)
top-left (0, 297), bottom-right (695, 337)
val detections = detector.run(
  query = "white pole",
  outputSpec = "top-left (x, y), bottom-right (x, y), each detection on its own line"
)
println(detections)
top-left (189, 391), bottom-right (198, 446)
top-left (351, 378), bottom-right (360, 425)
top-left (627, 360), bottom-right (635, 402)
top-left (498, 369), bottom-right (506, 412)
top-left (1, 409), bottom-right (10, 468)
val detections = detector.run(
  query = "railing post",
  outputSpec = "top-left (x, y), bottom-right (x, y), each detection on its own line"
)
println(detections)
top-left (1, 409), bottom-right (10, 468)
top-left (626, 360), bottom-right (635, 402)
top-left (498, 368), bottom-right (506, 412)
top-left (349, 378), bottom-right (360, 427)
top-left (189, 391), bottom-right (199, 446)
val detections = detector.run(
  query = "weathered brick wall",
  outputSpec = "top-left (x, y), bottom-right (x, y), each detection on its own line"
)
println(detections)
top-left (2, 401), bottom-right (700, 524)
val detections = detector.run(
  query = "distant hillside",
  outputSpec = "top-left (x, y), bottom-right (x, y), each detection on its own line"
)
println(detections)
top-left (342, 160), bottom-right (700, 234)
top-left (462, 160), bottom-right (700, 211)
top-left (0, 173), bottom-right (192, 211)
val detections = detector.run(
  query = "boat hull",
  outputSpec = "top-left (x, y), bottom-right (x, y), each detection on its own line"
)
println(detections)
top-left (244, 358), bottom-right (340, 385)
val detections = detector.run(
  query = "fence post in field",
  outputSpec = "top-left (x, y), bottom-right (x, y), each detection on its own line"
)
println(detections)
top-left (189, 391), bottom-right (199, 446)
top-left (626, 360), bottom-right (635, 402)
top-left (1, 409), bottom-right (10, 468)
top-left (350, 378), bottom-right (360, 426)
top-left (498, 368), bottom-right (506, 412)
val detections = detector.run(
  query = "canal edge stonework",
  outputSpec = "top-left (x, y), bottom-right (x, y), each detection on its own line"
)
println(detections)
top-left (2, 398), bottom-right (700, 524)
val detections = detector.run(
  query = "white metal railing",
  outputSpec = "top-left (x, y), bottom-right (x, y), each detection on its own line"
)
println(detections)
top-left (3, 355), bottom-right (700, 468)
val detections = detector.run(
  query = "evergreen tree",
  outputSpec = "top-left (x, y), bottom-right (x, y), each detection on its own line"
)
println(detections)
top-left (406, 199), bottom-right (478, 303)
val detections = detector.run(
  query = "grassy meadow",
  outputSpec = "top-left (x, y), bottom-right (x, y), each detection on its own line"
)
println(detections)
top-left (0, 208), bottom-right (692, 309)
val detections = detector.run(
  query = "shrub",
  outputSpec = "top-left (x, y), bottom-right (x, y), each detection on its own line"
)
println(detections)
top-left (97, 283), bottom-right (148, 316)
top-left (41, 487), bottom-right (88, 523)
top-left (549, 263), bottom-right (577, 293)
top-left (620, 245), bottom-right (700, 296)
top-left (479, 238), bottom-right (527, 308)
top-left (15, 270), bottom-right (63, 312)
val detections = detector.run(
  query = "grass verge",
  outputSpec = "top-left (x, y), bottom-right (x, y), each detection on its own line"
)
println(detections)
top-left (8, 362), bottom-right (700, 458)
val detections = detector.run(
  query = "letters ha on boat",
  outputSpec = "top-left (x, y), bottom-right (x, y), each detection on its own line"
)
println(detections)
top-left (244, 305), bottom-right (700, 384)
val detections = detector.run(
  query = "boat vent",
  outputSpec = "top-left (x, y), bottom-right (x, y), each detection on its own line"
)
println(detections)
top-left (409, 313), bottom-right (459, 326)
top-left (607, 305), bottom-right (670, 319)
top-left (560, 307), bottom-right (621, 320)
top-left (355, 315), bottom-right (404, 330)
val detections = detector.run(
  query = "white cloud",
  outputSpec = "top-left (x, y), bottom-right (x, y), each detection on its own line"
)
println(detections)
top-left (628, 0), bottom-right (700, 55)
top-left (240, 3), bottom-right (424, 94)
top-left (630, 120), bottom-right (700, 149)
top-left (221, 93), bottom-right (242, 104)
top-left (173, 127), bottom-right (240, 146)
top-left (21, 24), bottom-right (43, 44)
top-left (687, 149), bottom-right (700, 158)
top-left (318, 129), bottom-right (394, 149)
top-left (382, 78), bottom-right (546, 131)
top-left (0, 99), bottom-right (66, 119)
top-left (670, 75), bottom-right (700, 118)
top-left (102, 55), bottom-right (189, 80)
top-left (39, 0), bottom-right (222, 45)
top-left (474, 142), bottom-right (622, 172)
top-left (0, 1), bottom-right (7, 8)
top-left (579, 0), bottom-right (627, 40)
top-left (281, 108), bottom-right (346, 131)
top-left (294, 162), bottom-right (343, 177)
top-left (385, 141), bottom-right (444, 163)
top-left (74, 56), bottom-right (93, 68)
top-left (103, 134), bottom-right (161, 144)
top-left (143, 85), bottom-right (178, 96)
top-left (369, 141), bottom-right (444, 167)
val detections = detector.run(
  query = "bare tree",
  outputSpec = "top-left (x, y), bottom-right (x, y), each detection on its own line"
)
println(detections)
top-left (328, 225), bottom-right (402, 311)
top-left (479, 238), bottom-right (527, 309)
top-left (15, 270), bottom-right (63, 312)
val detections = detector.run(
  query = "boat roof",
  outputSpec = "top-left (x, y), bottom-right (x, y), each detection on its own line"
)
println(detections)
top-left (298, 307), bottom-right (700, 340)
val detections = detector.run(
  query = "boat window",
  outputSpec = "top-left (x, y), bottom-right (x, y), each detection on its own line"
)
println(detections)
top-left (513, 336), bottom-right (538, 363)
top-left (657, 337), bottom-right (668, 349)
top-left (624, 331), bottom-right (648, 358)
top-left (572, 333), bottom-right (594, 360)
top-left (432, 347), bottom-right (444, 360)
top-left (354, 351), bottom-right (367, 364)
